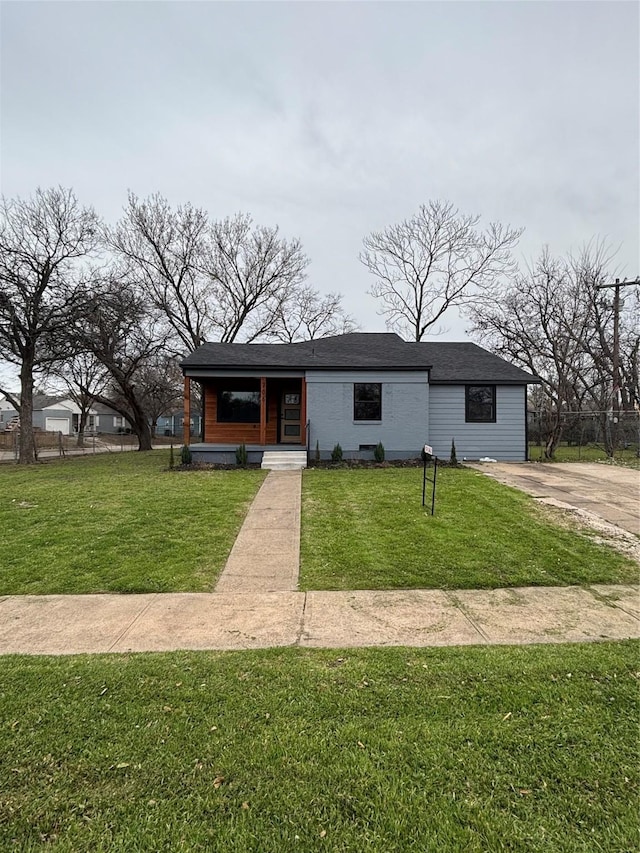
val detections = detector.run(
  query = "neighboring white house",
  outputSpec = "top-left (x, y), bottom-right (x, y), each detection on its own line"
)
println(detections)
top-left (0, 395), bottom-right (135, 436)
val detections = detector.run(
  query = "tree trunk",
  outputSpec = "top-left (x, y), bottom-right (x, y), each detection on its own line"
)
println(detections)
top-left (126, 401), bottom-right (153, 451)
top-left (601, 412), bottom-right (615, 458)
top-left (133, 417), bottom-right (153, 451)
top-left (76, 409), bottom-right (87, 448)
top-left (543, 418), bottom-right (563, 460)
top-left (18, 360), bottom-right (36, 464)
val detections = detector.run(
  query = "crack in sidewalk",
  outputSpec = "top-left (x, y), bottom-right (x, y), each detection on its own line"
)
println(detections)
top-left (295, 592), bottom-right (308, 645)
top-left (444, 591), bottom-right (490, 642)
top-left (108, 594), bottom-right (160, 652)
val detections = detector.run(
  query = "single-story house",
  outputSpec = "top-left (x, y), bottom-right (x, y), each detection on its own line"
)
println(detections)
top-left (180, 332), bottom-right (539, 464)
top-left (0, 396), bottom-right (133, 436)
top-left (0, 395), bottom-right (99, 435)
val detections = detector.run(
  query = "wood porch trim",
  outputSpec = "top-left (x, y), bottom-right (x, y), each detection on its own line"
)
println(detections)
top-left (300, 376), bottom-right (307, 447)
top-left (259, 376), bottom-right (267, 445)
top-left (183, 376), bottom-right (191, 446)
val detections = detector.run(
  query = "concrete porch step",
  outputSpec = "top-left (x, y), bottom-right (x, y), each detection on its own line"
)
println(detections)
top-left (261, 451), bottom-right (307, 470)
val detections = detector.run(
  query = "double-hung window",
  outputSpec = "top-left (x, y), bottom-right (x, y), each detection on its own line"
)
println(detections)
top-left (465, 385), bottom-right (496, 423)
top-left (354, 383), bottom-right (381, 421)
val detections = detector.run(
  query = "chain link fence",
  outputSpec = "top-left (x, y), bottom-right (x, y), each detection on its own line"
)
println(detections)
top-left (528, 410), bottom-right (640, 461)
top-left (0, 430), bottom-right (175, 461)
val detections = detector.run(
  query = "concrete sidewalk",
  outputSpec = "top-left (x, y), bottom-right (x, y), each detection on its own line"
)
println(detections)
top-left (215, 470), bottom-right (301, 593)
top-left (0, 584), bottom-right (638, 656)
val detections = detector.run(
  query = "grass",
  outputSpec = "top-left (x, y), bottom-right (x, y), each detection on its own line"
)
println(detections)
top-left (300, 467), bottom-right (638, 591)
top-left (0, 452), bottom-right (266, 594)
top-left (528, 443), bottom-right (640, 467)
top-left (1, 641), bottom-right (637, 852)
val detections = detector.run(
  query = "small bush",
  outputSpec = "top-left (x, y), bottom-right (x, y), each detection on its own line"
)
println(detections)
top-left (235, 443), bottom-right (248, 467)
top-left (331, 443), bottom-right (343, 463)
top-left (374, 441), bottom-right (385, 463)
top-left (180, 444), bottom-right (192, 465)
top-left (450, 438), bottom-right (458, 466)
top-left (315, 439), bottom-right (320, 463)
top-left (169, 444), bottom-right (175, 469)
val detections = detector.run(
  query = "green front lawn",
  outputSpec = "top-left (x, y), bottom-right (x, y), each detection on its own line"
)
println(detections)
top-left (0, 452), bottom-right (266, 594)
top-left (528, 443), bottom-right (640, 467)
top-left (1, 642), bottom-right (637, 852)
top-left (300, 467), bottom-right (638, 590)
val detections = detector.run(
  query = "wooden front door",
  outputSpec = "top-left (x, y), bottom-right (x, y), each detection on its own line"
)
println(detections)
top-left (280, 391), bottom-right (302, 443)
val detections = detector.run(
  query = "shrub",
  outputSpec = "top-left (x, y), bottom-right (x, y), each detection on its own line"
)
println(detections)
top-left (169, 443), bottom-right (175, 469)
top-left (235, 443), bottom-right (248, 467)
top-left (180, 444), bottom-right (192, 465)
top-left (374, 441), bottom-right (385, 463)
top-left (315, 439), bottom-right (320, 463)
top-left (450, 438), bottom-right (458, 466)
top-left (331, 443), bottom-right (343, 463)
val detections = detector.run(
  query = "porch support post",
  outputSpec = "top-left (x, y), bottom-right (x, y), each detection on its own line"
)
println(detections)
top-left (260, 376), bottom-right (267, 446)
top-left (183, 375), bottom-right (191, 446)
top-left (300, 377), bottom-right (307, 446)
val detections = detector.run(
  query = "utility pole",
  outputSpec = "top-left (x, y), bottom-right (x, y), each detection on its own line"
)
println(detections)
top-left (596, 277), bottom-right (639, 457)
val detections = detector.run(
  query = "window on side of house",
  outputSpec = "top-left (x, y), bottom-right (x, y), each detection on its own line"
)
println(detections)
top-left (218, 389), bottom-right (261, 423)
top-left (354, 383), bottom-right (382, 421)
top-left (465, 385), bottom-right (496, 423)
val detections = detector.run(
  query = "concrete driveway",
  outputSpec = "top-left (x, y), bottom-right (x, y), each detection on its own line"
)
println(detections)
top-left (470, 462), bottom-right (640, 536)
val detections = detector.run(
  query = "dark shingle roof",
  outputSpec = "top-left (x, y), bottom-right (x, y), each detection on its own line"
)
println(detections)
top-left (181, 333), bottom-right (538, 384)
top-left (32, 394), bottom-right (67, 410)
top-left (420, 342), bottom-right (538, 384)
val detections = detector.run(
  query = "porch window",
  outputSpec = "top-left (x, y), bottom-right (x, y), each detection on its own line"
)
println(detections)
top-left (218, 389), bottom-right (261, 423)
top-left (465, 385), bottom-right (496, 423)
top-left (354, 383), bottom-right (381, 421)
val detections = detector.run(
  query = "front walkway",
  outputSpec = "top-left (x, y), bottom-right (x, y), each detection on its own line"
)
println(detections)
top-left (215, 470), bottom-right (301, 593)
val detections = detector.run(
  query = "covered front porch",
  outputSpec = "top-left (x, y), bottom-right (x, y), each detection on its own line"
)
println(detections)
top-left (183, 373), bottom-right (307, 454)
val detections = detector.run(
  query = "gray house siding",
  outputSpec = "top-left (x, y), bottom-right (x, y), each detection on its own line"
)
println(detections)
top-left (306, 370), bottom-right (429, 459)
top-left (428, 385), bottom-right (526, 461)
top-left (94, 409), bottom-right (131, 434)
top-left (33, 408), bottom-right (73, 434)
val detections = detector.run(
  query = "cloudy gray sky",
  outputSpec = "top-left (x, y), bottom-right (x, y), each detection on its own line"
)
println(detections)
top-left (1, 0), bottom-right (638, 356)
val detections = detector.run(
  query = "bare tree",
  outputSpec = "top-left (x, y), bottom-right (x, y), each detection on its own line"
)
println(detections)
top-left (108, 192), bottom-right (211, 353)
top-left (204, 213), bottom-right (309, 342)
top-left (134, 355), bottom-right (183, 437)
top-left (0, 187), bottom-right (99, 462)
top-left (49, 352), bottom-right (108, 448)
top-left (268, 286), bottom-right (358, 343)
top-left (74, 269), bottom-right (169, 451)
top-left (361, 200), bottom-right (522, 340)
top-left (469, 242), bottom-right (636, 458)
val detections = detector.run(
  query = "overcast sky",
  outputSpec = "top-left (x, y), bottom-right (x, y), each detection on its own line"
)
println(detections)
top-left (1, 0), bottom-right (638, 374)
